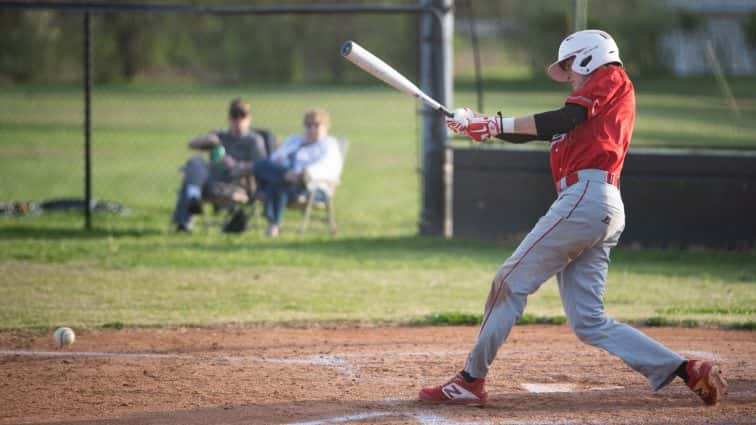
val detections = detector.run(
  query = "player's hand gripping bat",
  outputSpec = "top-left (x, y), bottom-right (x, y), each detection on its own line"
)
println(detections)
top-left (340, 40), bottom-right (454, 118)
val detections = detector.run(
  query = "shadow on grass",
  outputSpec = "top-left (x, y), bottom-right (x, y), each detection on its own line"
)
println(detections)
top-left (0, 225), bottom-right (161, 240)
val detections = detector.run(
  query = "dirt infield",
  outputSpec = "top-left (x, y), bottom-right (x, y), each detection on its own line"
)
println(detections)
top-left (1, 325), bottom-right (754, 425)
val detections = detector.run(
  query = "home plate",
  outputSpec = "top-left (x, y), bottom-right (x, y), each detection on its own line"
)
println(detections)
top-left (521, 383), bottom-right (624, 393)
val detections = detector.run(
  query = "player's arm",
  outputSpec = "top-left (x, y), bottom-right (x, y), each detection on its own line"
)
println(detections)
top-left (496, 104), bottom-right (588, 143)
top-left (448, 104), bottom-right (587, 143)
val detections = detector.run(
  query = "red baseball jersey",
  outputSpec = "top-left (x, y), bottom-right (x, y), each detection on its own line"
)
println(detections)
top-left (549, 65), bottom-right (635, 183)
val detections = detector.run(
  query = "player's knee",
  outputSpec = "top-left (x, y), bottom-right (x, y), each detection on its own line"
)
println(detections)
top-left (569, 313), bottom-right (610, 343)
top-left (493, 271), bottom-right (534, 299)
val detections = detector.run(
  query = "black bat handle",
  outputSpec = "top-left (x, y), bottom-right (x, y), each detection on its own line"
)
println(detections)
top-left (439, 106), bottom-right (454, 118)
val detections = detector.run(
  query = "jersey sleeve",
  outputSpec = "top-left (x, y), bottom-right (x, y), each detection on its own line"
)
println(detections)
top-left (565, 66), bottom-right (622, 120)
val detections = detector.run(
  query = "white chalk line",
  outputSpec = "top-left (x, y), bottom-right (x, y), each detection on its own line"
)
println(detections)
top-left (286, 411), bottom-right (390, 425)
top-left (0, 349), bottom-right (472, 379)
top-left (0, 349), bottom-right (643, 392)
top-left (520, 383), bottom-right (624, 393)
top-left (0, 349), bottom-right (464, 360)
top-left (286, 411), bottom-right (487, 425)
top-left (0, 349), bottom-right (339, 364)
top-left (0, 350), bottom-right (360, 378)
top-left (413, 413), bottom-right (491, 425)
top-left (3, 351), bottom-right (649, 425)
top-left (286, 410), bottom-right (597, 425)
top-left (338, 350), bottom-right (468, 358)
top-left (0, 349), bottom-right (471, 381)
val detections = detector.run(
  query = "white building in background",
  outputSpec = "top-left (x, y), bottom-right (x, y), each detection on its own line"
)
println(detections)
top-left (661, 0), bottom-right (756, 75)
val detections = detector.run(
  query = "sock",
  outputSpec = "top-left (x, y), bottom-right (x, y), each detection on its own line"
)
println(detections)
top-left (460, 370), bottom-right (478, 383)
top-left (676, 361), bottom-right (689, 382)
top-left (185, 184), bottom-right (201, 199)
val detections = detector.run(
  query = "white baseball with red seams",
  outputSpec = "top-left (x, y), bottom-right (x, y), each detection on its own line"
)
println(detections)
top-left (53, 327), bottom-right (75, 347)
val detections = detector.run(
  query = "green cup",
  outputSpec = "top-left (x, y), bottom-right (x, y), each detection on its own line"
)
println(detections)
top-left (211, 144), bottom-right (226, 163)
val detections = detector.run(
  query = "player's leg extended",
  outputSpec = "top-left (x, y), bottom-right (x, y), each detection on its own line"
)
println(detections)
top-left (464, 183), bottom-right (598, 379)
top-left (557, 202), bottom-right (684, 390)
top-left (419, 215), bottom-right (568, 405)
top-left (421, 182), bottom-right (617, 405)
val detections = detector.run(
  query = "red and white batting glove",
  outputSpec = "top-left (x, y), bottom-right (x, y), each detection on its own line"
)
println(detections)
top-left (447, 108), bottom-right (515, 143)
top-left (466, 114), bottom-right (516, 142)
top-left (465, 115), bottom-right (503, 142)
top-left (445, 108), bottom-right (475, 133)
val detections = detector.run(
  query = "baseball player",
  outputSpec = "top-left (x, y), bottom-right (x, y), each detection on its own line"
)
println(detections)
top-left (419, 30), bottom-right (727, 406)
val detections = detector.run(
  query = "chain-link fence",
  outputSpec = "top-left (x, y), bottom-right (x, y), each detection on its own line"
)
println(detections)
top-left (1, 1), bottom-right (435, 235)
top-left (1, 0), bottom-right (755, 236)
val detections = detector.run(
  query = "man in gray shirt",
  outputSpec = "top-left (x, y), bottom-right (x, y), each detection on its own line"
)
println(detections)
top-left (171, 98), bottom-right (267, 232)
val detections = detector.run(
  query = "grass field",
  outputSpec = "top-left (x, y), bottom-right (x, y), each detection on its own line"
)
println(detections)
top-left (0, 79), bottom-right (754, 331)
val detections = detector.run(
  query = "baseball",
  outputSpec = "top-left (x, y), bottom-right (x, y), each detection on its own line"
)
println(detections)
top-left (53, 327), bottom-right (76, 347)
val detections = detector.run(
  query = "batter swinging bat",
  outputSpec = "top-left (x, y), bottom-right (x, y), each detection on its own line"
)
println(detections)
top-left (340, 40), bottom-right (453, 118)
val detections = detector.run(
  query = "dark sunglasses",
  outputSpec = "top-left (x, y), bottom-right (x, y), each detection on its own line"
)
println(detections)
top-left (559, 57), bottom-right (575, 71)
top-left (230, 110), bottom-right (248, 119)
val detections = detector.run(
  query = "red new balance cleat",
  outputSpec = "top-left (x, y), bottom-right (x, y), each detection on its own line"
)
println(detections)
top-left (419, 373), bottom-right (488, 406)
top-left (685, 359), bottom-right (728, 405)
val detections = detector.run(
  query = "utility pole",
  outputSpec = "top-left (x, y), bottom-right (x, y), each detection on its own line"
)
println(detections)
top-left (574, 0), bottom-right (587, 31)
top-left (419, 0), bottom-right (453, 236)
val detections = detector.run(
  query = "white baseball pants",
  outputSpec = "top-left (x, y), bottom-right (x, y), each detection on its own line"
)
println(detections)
top-left (464, 175), bottom-right (684, 391)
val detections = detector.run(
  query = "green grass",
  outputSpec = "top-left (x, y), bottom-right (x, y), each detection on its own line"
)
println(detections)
top-left (0, 80), bottom-right (754, 331)
top-left (0, 232), bottom-right (753, 331)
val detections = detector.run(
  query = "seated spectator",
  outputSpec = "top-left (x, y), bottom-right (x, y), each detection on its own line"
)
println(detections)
top-left (254, 108), bottom-right (342, 237)
top-left (171, 98), bottom-right (267, 232)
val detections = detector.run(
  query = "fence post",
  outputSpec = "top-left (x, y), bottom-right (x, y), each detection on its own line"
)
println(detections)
top-left (83, 9), bottom-right (93, 230)
top-left (419, 0), bottom-right (453, 236)
top-left (574, 0), bottom-right (587, 31)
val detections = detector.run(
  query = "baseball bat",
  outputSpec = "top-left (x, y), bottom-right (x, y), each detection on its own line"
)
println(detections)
top-left (340, 40), bottom-right (453, 118)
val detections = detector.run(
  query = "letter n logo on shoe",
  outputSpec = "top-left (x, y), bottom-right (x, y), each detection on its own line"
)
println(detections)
top-left (442, 383), bottom-right (476, 400)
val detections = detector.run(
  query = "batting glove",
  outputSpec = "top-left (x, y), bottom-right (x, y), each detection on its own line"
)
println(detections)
top-left (464, 115), bottom-right (501, 142)
top-left (445, 107), bottom-right (475, 134)
top-left (465, 113), bottom-right (516, 142)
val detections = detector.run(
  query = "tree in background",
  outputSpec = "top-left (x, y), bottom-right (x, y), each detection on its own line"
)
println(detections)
top-left (746, 12), bottom-right (756, 49)
top-left (1, 0), bottom-right (696, 84)
top-left (0, 3), bottom-right (418, 85)
top-left (0, 11), bottom-right (71, 83)
top-left (94, 12), bottom-right (163, 82)
top-left (495, 0), bottom-right (673, 78)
